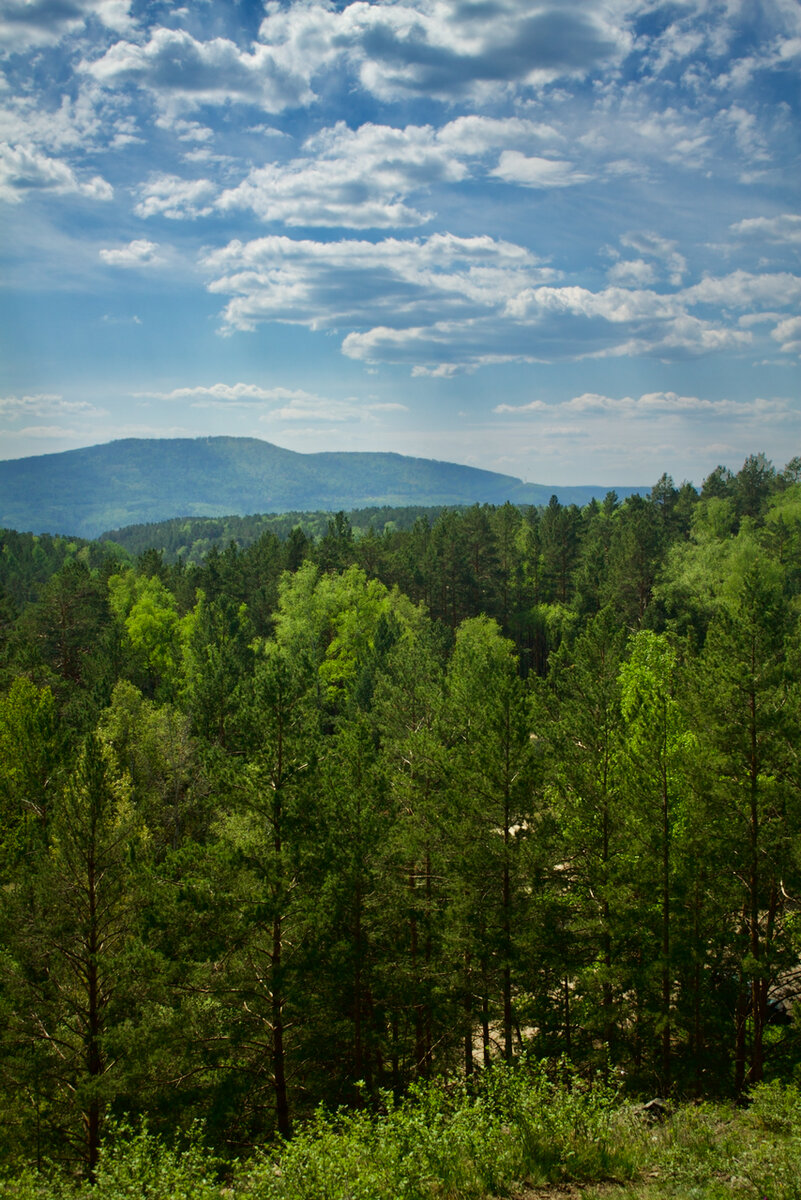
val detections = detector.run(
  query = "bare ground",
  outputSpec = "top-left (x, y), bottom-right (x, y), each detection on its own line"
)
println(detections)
top-left (510, 1184), bottom-right (632, 1199)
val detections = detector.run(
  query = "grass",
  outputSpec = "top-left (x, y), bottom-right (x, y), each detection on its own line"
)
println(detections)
top-left (580, 1079), bottom-right (801, 1200)
top-left (1, 1069), bottom-right (800, 1200)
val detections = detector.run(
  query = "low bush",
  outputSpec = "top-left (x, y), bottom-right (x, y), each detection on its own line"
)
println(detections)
top-left (5, 1070), bottom-right (801, 1200)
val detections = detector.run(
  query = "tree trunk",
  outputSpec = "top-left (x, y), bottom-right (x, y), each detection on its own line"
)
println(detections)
top-left (271, 910), bottom-right (291, 1138)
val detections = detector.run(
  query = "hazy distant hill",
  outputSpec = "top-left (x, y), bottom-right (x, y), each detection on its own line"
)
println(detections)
top-left (0, 437), bottom-right (644, 539)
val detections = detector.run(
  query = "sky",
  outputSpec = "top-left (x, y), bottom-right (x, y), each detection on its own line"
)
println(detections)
top-left (0, 0), bottom-right (799, 488)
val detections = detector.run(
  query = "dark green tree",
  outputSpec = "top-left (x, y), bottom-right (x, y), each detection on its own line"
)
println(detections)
top-left (1, 735), bottom-right (144, 1178)
top-left (445, 616), bottom-right (538, 1064)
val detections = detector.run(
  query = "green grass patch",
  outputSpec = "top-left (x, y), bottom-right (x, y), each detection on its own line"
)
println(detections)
top-left (2, 1070), bottom-right (801, 1200)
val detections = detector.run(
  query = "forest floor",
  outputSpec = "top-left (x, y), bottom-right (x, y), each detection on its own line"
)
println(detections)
top-left (513, 1186), bottom-right (622, 1198)
top-left (512, 1179), bottom-right (745, 1199)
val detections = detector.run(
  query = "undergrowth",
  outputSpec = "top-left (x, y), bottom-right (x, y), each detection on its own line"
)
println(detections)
top-left (2, 1067), bottom-right (800, 1200)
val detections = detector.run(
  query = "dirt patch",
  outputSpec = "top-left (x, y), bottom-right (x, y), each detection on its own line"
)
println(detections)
top-left (510, 1183), bottom-right (629, 1200)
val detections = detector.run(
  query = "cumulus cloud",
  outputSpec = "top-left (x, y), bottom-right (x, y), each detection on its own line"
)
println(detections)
top-left (436, 115), bottom-right (562, 156)
top-left (493, 399), bottom-right (549, 413)
top-left (0, 0), bottom-right (134, 50)
top-left (199, 229), bottom-right (776, 372)
top-left (0, 87), bottom-right (108, 155)
top-left (155, 116), bottom-right (215, 143)
top-left (83, 26), bottom-right (313, 114)
top-left (135, 173), bottom-right (217, 218)
top-left (0, 142), bottom-right (112, 202)
top-left (771, 315), bottom-right (801, 354)
top-left (491, 392), bottom-right (796, 427)
top-left (492, 150), bottom-right (591, 188)
top-left (202, 231), bottom-right (548, 335)
top-left (620, 232), bottom-right (687, 286)
top-left (504, 284), bottom-right (682, 324)
top-left (683, 269), bottom-right (801, 308)
top-left (217, 122), bottom-right (460, 228)
top-left (100, 239), bottom-right (162, 267)
top-left (730, 213), bottom-right (801, 244)
top-left (217, 115), bottom-right (578, 228)
top-left (560, 391), bottom-right (771, 416)
top-left (607, 258), bottom-right (657, 285)
top-left (341, 305), bottom-right (750, 371)
top-left (258, 0), bottom-right (633, 102)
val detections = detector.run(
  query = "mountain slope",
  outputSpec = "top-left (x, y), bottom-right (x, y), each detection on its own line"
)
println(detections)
top-left (0, 437), bottom-right (644, 538)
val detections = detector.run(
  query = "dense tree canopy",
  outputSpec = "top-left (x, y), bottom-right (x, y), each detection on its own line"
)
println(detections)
top-left (1, 454), bottom-right (800, 1179)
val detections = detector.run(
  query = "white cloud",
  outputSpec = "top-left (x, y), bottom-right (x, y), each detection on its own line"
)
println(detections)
top-left (130, 382), bottom-right (407, 424)
top-left (620, 232), bottom-right (687, 285)
top-left (135, 173), bottom-right (217, 219)
top-left (100, 239), bottom-right (162, 267)
top-left (505, 284), bottom-right (681, 324)
top-left (607, 258), bottom-right (657, 285)
top-left (493, 399), bottom-right (549, 414)
top-left (730, 213), bottom-right (801, 244)
top-left (582, 96), bottom-right (716, 174)
top-left (436, 114), bottom-right (563, 155)
top-left (203, 231), bottom-right (547, 335)
top-left (718, 104), bottom-right (770, 164)
top-left (134, 383), bottom-right (322, 405)
top-left (683, 269), bottom-right (801, 308)
top-left (0, 88), bottom-right (106, 154)
top-left (263, 396), bottom-right (408, 423)
top-left (492, 150), bottom-right (591, 188)
top-left (560, 391), bottom-right (778, 416)
top-left (155, 116), bottom-right (215, 143)
top-left (200, 230), bottom-right (778, 372)
top-left (217, 121), bottom-right (460, 228)
top-left (771, 315), bottom-right (801, 354)
top-left (0, 0), bottom-right (134, 50)
top-left (83, 26), bottom-right (313, 114)
top-left (0, 142), bottom-right (112, 202)
top-left (489, 392), bottom-right (799, 452)
top-left (217, 115), bottom-right (583, 229)
top-left (0, 394), bottom-right (106, 419)
top-left (341, 307), bottom-right (751, 372)
top-left (7, 425), bottom-right (82, 439)
top-left (645, 20), bottom-right (706, 74)
top-left (258, 0), bottom-right (634, 103)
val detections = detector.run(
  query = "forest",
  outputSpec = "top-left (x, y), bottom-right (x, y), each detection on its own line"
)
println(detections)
top-left (1, 450), bottom-right (800, 1187)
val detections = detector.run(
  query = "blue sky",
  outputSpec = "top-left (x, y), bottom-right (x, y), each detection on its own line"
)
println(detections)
top-left (0, 0), bottom-right (799, 486)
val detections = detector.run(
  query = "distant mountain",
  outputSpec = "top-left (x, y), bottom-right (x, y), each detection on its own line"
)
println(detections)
top-left (0, 437), bottom-right (645, 539)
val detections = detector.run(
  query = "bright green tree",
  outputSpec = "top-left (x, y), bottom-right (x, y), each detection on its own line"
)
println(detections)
top-left (214, 640), bottom-right (320, 1139)
top-left (619, 630), bottom-right (689, 1091)
top-left (698, 557), bottom-right (798, 1090)
top-left (445, 616), bottom-right (538, 1065)
top-left (543, 605), bottom-right (627, 1067)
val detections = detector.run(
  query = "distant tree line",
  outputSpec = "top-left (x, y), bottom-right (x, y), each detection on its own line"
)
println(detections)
top-left (99, 505), bottom-right (455, 565)
top-left (1, 451), bottom-right (800, 1180)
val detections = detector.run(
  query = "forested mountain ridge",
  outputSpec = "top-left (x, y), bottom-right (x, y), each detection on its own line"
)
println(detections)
top-left (0, 436), bottom-right (643, 538)
top-left (100, 504), bottom-right (459, 562)
top-left (1, 451), bottom-right (800, 1183)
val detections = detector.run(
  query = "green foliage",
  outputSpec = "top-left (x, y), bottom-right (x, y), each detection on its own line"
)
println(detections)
top-left (0, 677), bottom-right (64, 871)
top-left (108, 570), bottom-right (182, 698)
top-left (2, 451), bottom-right (801, 1182)
top-left (238, 1062), bottom-right (630, 1200)
top-left (91, 1120), bottom-right (225, 1200)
